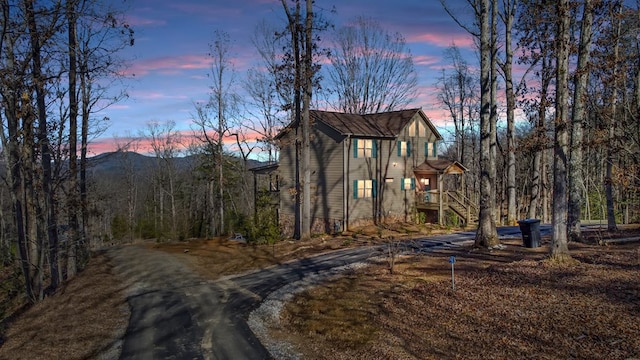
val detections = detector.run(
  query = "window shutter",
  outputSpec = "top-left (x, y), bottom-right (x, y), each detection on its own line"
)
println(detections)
top-left (372, 140), bottom-right (377, 158)
top-left (407, 141), bottom-right (411, 156)
top-left (401, 178), bottom-right (405, 190)
top-left (411, 178), bottom-right (416, 190)
top-left (397, 141), bottom-right (401, 157)
top-left (353, 180), bottom-right (358, 199)
top-left (372, 179), bottom-right (377, 198)
top-left (353, 139), bottom-right (358, 158)
top-left (433, 141), bottom-right (437, 157)
top-left (425, 142), bottom-right (428, 157)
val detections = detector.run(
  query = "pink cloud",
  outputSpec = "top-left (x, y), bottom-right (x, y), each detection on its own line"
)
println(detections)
top-left (413, 55), bottom-right (441, 67)
top-left (123, 55), bottom-right (212, 77)
top-left (88, 128), bottom-right (267, 156)
top-left (408, 32), bottom-right (474, 49)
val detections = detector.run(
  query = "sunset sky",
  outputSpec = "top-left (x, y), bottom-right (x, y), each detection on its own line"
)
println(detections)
top-left (91, 0), bottom-right (476, 156)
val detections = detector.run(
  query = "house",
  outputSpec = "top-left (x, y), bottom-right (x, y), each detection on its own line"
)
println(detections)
top-left (254, 108), bottom-right (475, 236)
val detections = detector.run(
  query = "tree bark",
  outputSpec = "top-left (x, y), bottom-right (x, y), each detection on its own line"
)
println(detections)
top-left (568, 0), bottom-right (593, 242)
top-left (301, 0), bottom-right (312, 240)
top-left (550, 0), bottom-right (571, 260)
top-left (475, 0), bottom-right (498, 247)
top-left (605, 3), bottom-right (622, 232)
top-left (67, 0), bottom-right (81, 274)
top-left (502, 0), bottom-right (518, 225)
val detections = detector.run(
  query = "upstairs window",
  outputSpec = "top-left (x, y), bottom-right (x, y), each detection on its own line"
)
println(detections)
top-left (425, 142), bottom-right (437, 157)
top-left (353, 179), bottom-right (377, 198)
top-left (353, 139), bottom-right (377, 158)
top-left (409, 120), bottom-right (427, 137)
top-left (418, 121), bottom-right (426, 137)
top-left (397, 141), bottom-right (411, 157)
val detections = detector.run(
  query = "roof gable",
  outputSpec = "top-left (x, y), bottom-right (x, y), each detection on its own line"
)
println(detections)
top-left (310, 109), bottom-right (420, 138)
top-left (275, 108), bottom-right (443, 140)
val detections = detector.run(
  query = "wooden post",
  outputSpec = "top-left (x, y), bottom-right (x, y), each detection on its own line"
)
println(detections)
top-left (439, 173), bottom-right (444, 225)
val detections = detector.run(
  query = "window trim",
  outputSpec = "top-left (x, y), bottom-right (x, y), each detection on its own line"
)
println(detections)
top-left (353, 179), bottom-right (377, 199)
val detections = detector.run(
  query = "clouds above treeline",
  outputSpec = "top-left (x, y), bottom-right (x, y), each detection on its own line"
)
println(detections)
top-left (99, 0), bottom-right (476, 156)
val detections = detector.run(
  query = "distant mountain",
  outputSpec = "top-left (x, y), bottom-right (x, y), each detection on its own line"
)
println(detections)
top-left (0, 151), bottom-right (269, 180)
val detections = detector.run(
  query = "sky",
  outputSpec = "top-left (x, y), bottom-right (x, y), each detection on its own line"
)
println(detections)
top-left (90, 0), bottom-right (476, 156)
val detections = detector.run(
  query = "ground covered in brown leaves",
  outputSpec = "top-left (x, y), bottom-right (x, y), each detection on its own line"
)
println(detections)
top-left (279, 232), bottom-right (640, 359)
top-left (0, 253), bottom-right (129, 360)
top-left (0, 225), bottom-right (638, 359)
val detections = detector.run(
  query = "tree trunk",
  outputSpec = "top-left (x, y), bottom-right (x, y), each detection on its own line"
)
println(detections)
top-left (25, 0), bottom-right (60, 289)
top-left (503, 0), bottom-right (517, 226)
top-left (606, 3), bottom-right (622, 232)
top-left (568, 0), bottom-right (593, 242)
top-left (550, 0), bottom-right (571, 261)
top-left (301, 0), bottom-right (313, 240)
top-left (475, 0), bottom-right (498, 247)
top-left (67, 0), bottom-right (81, 274)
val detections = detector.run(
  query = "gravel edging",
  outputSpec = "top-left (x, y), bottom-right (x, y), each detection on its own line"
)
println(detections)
top-left (247, 262), bottom-right (370, 359)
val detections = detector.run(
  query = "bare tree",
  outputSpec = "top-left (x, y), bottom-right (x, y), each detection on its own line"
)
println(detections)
top-left (441, 0), bottom-right (499, 246)
top-left (327, 17), bottom-right (418, 114)
top-left (499, 0), bottom-right (518, 226)
top-left (193, 30), bottom-right (239, 236)
top-left (550, 0), bottom-right (571, 261)
top-left (280, 0), bottom-right (316, 240)
top-left (243, 21), bottom-right (289, 163)
top-left (144, 120), bottom-right (182, 240)
top-left (476, 0), bottom-right (499, 247)
top-left (568, 0), bottom-right (594, 242)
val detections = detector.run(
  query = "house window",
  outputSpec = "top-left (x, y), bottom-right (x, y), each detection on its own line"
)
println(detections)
top-left (425, 142), bottom-right (437, 157)
top-left (353, 139), bottom-right (377, 158)
top-left (353, 179), bottom-right (377, 198)
top-left (401, 177), bottom-right (415, 190)
top-left (408, 120), bottom-right (416, 137)
top-left (397, 141), bottom-right (411, 157)
top-left (418, 121), bottom-right (426, 137)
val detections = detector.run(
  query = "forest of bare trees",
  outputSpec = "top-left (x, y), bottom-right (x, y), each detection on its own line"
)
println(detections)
top-left (439, 0), bottom-right (640, 254)
top-left (1, 0), bottom-right (639, 306)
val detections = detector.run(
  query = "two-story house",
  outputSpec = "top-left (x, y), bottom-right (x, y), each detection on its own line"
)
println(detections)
top-left (267, 108), bottom-right (474, 236)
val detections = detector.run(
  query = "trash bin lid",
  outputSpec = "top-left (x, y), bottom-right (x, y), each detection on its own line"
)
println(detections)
top-left (518, 218), bottom-right (541, 224)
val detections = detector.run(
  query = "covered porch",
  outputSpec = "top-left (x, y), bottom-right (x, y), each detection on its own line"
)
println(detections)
top-left (413, 159), bottom-right (476, 226)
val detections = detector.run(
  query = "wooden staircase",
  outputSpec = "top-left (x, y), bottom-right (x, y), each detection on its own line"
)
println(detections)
top-left (445, 191), bottom-right (478, 225)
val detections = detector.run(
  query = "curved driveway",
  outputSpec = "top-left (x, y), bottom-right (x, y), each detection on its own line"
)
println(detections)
top-left (109, 225), bottom-right (550, 359)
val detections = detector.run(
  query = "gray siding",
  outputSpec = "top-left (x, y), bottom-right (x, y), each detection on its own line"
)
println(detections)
top-left (347, 113), bottom-right (442, 223)
top-left (279, 110), bottom-right (443, 230)
top-left (278, 123), bottom-right (345, 230)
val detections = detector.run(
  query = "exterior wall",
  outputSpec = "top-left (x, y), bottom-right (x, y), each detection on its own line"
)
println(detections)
top-left (277, 123), bottom-right (345, 235)
top-left (278, 128), bottom-right (297, 221)
top-left (379, 113), bottom-right (441, 223)
top-left (278, 110), bottom-right (443, 234)
top-left (309, 122), bottom-right (345, 232)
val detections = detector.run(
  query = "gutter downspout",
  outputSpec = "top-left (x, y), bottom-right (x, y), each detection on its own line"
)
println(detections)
top-left (344, 134), bottom-right (351, 232)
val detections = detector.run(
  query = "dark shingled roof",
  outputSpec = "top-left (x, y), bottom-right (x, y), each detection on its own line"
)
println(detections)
top-left (414, 159), bottom-right (468, 173)
top-left (310, 108), bottom-right (421, 138)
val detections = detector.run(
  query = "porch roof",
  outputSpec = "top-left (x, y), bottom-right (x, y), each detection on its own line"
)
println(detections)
top-left (413, 159), bottom-right (467, 174)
